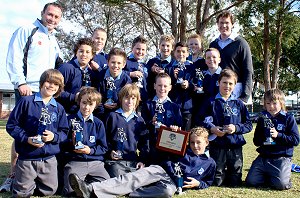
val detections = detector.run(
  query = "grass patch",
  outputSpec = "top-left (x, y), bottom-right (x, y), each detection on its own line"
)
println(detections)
top-left (0, 121), bottom-right (300, 197)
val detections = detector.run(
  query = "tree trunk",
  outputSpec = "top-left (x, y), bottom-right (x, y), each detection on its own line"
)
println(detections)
top-left (179, 0), bottom-right (187, 42)
top-left (263, 0), bottom-right (271, 91)
top-left (170, 0), bottom-right (178, 40)
top-left (271, 0), bottom-right (284, 89)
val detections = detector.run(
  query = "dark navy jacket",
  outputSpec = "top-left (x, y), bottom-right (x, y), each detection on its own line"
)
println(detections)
top-left (124, 54), bottom-right (148, 102)
top-left (253, 110), bottom-right (299, 158)
top-left (146, 55), bottom-right (176, 99)
top-left (64, 112), bottom-right (108, 161)
top-left (94, 68), bottom-right (132, 117)
top-left (169, 60), bottom-right (195, 114)
top-left (202, 94), bottom-right (253, 148)
top-left (93, 52), bottom-right (108, 71)
top-left (6, 93), bottom-right (68, 160)
top-left (141, 96), bottom-right (182, 164)
top-left (105, 109), bottom-right (149, 162)
top-left (162, 148), bottom-right (216, 189)
top-left (57, 59), bottom-right (98, 113)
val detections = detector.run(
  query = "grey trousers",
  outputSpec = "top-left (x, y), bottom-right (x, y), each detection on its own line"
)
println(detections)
top-left (246, 156), bottom-right (292, 190)
top-left (91, 165), bottom-right (176, 198)
top-left (13, 156), bottom-right (58, 197)
top-left (64, 161), bottom-right (110, 195)
top-left (105, 160), bottom-right (138, 178)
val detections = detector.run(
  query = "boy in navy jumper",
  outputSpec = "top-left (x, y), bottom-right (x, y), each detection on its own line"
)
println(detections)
top-left (246, 89), bottom-right (299, 190)
top-left (202, 69), bottom-right (252, 187)
top-left (124, 35), bottom-right (148, 103)
top-left (170, 42), bottom-right (194, 131)
top-left (68, 127), bottom-right (216, 198)
top-left (194, 48), bottom-right (222, 126)
top-left (146, 35), bottom-right (176, 99)
top-left (57, 38), bottom-right (97, 114)
top-left (105, 84), bottom-right (149, 177)
top-left (95, 47), bottom-right (132, 118)
top-left (142, 73), bottom-right (182, 165)
top-left (91, 27), bottom-right (108, 70)
top-left (6, 69), bottom-right (69, 197)
top-left (63, 87), bottom-right (110, 196)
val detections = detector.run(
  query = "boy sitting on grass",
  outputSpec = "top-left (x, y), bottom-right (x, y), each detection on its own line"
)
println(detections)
top-left (69, 126), bottom-right (216, 198)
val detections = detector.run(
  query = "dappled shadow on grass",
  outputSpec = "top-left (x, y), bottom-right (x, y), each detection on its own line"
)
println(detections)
top-left (0, 120), bottom-right (7, 130)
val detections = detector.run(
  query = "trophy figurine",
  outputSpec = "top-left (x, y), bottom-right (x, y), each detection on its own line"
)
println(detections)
top-left (176, 62), bottom-right (186, 84)
top-left (83, 69), bottom-right (91, 87)
top-left (222, 103), bottom-right (232, 132)
top-left (113, 128), bottom-right (127, 159)
top-left (195, 68), bottom-right (204, 93)
top-left (105, 77), bottom-right (116, 105)
top-left (155, 99), bottom-right (165, 129)
top-left (261, 113), bottom-right (276, 145)
top-left (71, 118), bottom-right (85, 149)
top-left (174, 162), bottom-right (183, 194)
top-left (136, 63), bottom-right (144, 88)
top-left (33, 108), bottom-right (51, 144)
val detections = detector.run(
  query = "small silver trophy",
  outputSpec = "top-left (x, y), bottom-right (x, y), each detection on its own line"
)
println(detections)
top-left (223, 103), bottom-right (232, 130)
top-left (105, 77), bottom-right (116, 105)
top-left (195, 68), bottom-right (204, 93)
top-left (177, 62), bottom-right (186, 84)
top-left (113, 128), bottom-right (127, 159)
top-left (33, 108), bottom-right (51, 144)
top-left (136, 63), bottom-right (144, 88)
top-left (261, 113), bottom-right (276, 145)
top-left (71, 118), bottom-right (84, 149)
top-left (83, 69), bottom-right (91, 87)
top-left (155, 99), bottom-right (165, 129)
top-left (174, 162), bottom-right (183, 194)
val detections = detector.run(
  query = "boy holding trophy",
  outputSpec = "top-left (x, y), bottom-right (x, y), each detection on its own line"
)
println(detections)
top-left (62, 87), bottom-right (110, 196)
top-left (246, 89), bottom-right (299, 190)
top-left (6, 69), bottom-right (68, 197)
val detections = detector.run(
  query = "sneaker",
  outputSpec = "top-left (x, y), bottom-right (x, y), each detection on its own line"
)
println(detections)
top-left (0, 175), bottom-right (14, 192)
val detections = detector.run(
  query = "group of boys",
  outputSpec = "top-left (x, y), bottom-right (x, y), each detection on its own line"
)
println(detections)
top-left (3, 2), bottom-right (298, 198)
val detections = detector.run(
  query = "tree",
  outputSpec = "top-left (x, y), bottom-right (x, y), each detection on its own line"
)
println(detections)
top-left (237, 0), bottom-right (300, 91)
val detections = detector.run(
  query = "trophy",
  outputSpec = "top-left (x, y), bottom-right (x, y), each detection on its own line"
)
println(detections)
top-left (71, 118), bottom-right (84, 149)
top-left (105, 77), bottom-right (116, 105)
top-left (260, 113), bottom-right (276, 145)
top-left (113, 128), bottom-right (127, 159)
top-left (83, 69), bottom-right (91, 87)
top-left (155, 99), bottom-right (165, 129)
top-left (136, 63), bottom-right (144, 88)
top-left (221, 103), bottom-right (233, 133)
top-left (195, 68), bottom-right (204, 93)
top-left (33, 108), bottom-right (51, 144)
top-left (174, 162), bottom-right (183, 194)
top-left (176, 62), bottom-right (186, 84)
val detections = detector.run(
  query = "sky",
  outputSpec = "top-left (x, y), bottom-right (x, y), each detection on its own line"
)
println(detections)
top-left (0, 0), bottom-right (56, 89)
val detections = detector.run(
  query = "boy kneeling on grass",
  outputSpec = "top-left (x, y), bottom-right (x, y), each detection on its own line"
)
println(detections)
top-left (6, 69), bottom-right (69, 197)
top-left (69, 127), bottom-right (216, 198)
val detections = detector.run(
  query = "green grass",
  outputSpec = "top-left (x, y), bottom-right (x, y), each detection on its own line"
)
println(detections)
top-left (0, 122), bottom-right (300, 197)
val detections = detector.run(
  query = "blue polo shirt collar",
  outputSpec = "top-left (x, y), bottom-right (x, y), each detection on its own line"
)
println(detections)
top-left (77, 111), bottom-right (94, 122)
top-left (156, 54), bottom-right (172, 63)
top-left (115, 108), bottom-right (138, 122)
top-left (104, 68), bottom-right (122, 80)
top-left (215, 93), bottom-right (236, 102)
top-left (34, 92), bottom-right (57, 107)
top-left (152, 96), bottom-right (171, 103)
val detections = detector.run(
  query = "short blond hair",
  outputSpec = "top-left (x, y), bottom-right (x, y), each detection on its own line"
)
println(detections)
top-left (39, 69), bottom-right (64, 98)
top-left (118, 84), bottom-right (141, 109)
top-left (190, 127), bottom-right (209, 141)
top-left (159, 34), bottom-right (175, 46)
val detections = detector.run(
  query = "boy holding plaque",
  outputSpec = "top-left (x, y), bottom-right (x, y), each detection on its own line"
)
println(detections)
top-left (6, 69), bottom-right (69, 197)
top-left (246, 89), bottom-right (299, 190)
top-left (62, 87), bottom-right (110, 196)
top-left (68, 127), bottom-right (216, 198)
top-left (142, 73), bottom-right (182, 165)
top-left (202, 69), bottom-right (252, 187)
top-left (94, 47), bottom-right (132, 119)
top-left (105, 84), bottom-right (149, 177)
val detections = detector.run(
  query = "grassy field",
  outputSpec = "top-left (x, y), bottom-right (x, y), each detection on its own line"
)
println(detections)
top-left (0, 121), bottom-right (300, 197)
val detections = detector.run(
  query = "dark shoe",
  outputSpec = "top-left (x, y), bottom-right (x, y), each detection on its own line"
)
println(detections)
top-left (69, 174), bottom-right (92, 198)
